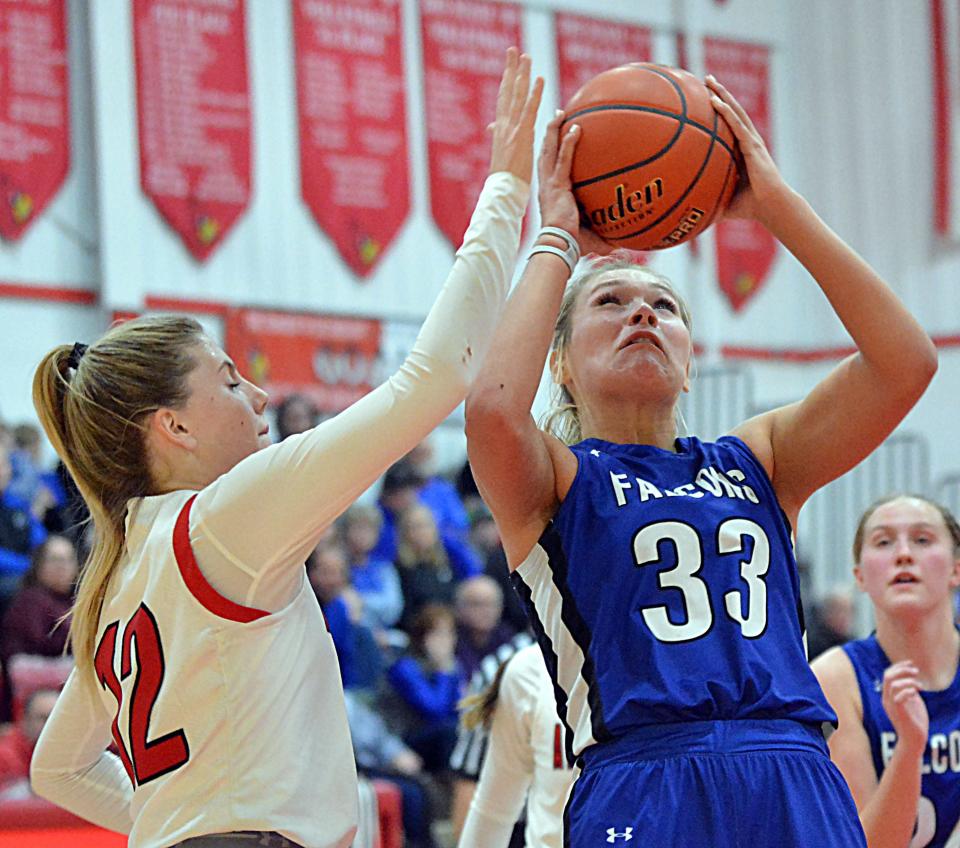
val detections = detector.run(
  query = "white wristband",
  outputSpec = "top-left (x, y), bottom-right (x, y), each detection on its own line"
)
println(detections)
top-left (528, 244), bottom-right (577, 274)
top-left (528, 226), bottom-right (580, 275)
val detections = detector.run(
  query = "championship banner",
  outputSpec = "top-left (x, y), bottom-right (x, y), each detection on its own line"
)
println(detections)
top-left (292, 0), bottom-right (410, 277)
top-left (133, 0), bottom-right (252, 261)
top-left (225, 307), bottom-right (383, 414)
top-left (420, 0), bottom-right (522, 247)
top-left (555, 13), bottom-right (652, 107)
top-left (0, 0), bottom-right (69, 241)
top-left (933, 0), bottom-right (960, 238)
top-left (704, 38), bottom-right (776, 312)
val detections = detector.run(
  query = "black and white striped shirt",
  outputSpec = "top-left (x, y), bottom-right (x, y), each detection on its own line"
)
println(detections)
top-left (450, 631), bottom-right (535, 779)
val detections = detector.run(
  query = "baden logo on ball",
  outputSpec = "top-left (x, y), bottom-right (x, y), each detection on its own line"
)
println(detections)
top-left (562, 62), bottom-right (739, 250)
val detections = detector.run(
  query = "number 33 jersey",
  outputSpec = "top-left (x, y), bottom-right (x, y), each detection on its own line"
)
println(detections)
top-left (511, 435), bottom-right (835, 758)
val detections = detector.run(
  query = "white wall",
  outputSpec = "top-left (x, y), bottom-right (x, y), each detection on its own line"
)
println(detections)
top-left (0, 300), bottom-right (108, 425)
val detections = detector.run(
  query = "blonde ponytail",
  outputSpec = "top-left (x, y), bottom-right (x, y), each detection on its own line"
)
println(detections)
top-left (32, 316), bottom-right (204, 675)
top-left (458, 654), bottom-right (514, 732)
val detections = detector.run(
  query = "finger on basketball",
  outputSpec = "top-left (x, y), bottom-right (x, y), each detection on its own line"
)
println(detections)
top-left (709, 95), bottom-right (751, 151)
top-left (706, 75), bottom-right (759, 138)
top-left (555, 125), bottom-right (580, 179)
top-left (538, 119), bottom-right (561, 170)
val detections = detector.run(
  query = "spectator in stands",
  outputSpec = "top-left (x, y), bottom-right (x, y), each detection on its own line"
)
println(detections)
top-left (396, 504), bottom-right (456, 631)
top-left (384, 603), bottom-right (462, 774)
top-left (469, 504), bottom-right (527, 633)
top-left (40, 459), bottom-right (90, 554)
top-left (0, 534), bottom-right (76, 666)
top-left (455, 460), bottom-right (483, 519)
top-left (7, 424), bottom-right (44, 505)
top-left (308, 541), bottom-right (383, 692)
top-left (408, 439), bottom-right (477, 561)
top-left (344, 689), bottom-right (439, 848)
top-left (375, 458), bottom-right (482, 579)
top-left (469, 503), bottom-right (501, 565)
top-left (274, 393), bottom-right (320, 442)
top-left (0, 688), bottom-right (59, 799)
top-left (343, 504), bottom-right (404, 632)
top-left (0, 443), bottom-right (47, 603)
top-left (806, 588), bottom-right (857, 661)
top-left (7, 424), bottom-right (61, 545)
top-left (454, 575), bottom-right (516, 684)
top-left (374, 460), bottom-right (426, 562)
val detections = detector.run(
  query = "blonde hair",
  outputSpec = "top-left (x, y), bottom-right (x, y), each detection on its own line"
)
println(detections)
top-left (539, 253), bottom-right (694, 445)
top-left (32, 315), bottom-right (204, 676)
top-left (458, 653), bottom-right (514, 731)
top-left (396, 503), bottom-right (449, 572)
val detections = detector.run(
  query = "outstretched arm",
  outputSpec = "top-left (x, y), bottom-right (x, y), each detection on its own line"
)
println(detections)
top-left (190, 52), bottom-right (544, 610)
top-left (711, 76), bottom-right (937, 519)
top-left (465, 111), bottom-right (613, 567)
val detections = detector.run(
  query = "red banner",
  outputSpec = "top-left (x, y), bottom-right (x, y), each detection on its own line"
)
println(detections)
top-left (0, 0), bottom-right (69, 241)
top-left (420, 0), bottom-right (521, 247)
top-left (133, 0), bottom-right (252, 261)
top-left (555, 13), bottom-right (652, 107)
top-left (704, 38), bottom-right (776, 312)
top-left (933, 0), bottom-right (960, 238)
top-left (226, 307), bottom-right (383, 414)
top-left (293, 0), bottom-right (410, 277)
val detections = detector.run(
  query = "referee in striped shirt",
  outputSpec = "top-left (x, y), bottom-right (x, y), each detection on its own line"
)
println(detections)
top-left (450, 631), bottom-right (533, 845)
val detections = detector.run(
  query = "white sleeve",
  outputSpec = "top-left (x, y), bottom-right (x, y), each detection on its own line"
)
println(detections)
top-left (457, 657), bottom-right (536, 848)
top-left (30, 669), bottom-right (134, 834)
top-left (189, 173), bottom-right (529, 611)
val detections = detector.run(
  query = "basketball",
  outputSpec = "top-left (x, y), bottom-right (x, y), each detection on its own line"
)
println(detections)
top-left (562, 63), bottom-right (739, 251)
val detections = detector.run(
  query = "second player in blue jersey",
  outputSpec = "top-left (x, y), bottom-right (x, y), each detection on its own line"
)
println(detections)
top-left (814, 495), bottom-right (960, 848)
top-left (465, 74), bottom-right (938, 846)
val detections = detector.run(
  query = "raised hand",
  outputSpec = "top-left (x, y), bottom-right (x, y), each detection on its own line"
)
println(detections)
top-left (537, 110), bottom-right (616, 256)
top-left (881, 660), bottom-right (929, 755)
top-left (488, 48), bottom-right (544, 184)
top-left (706, 74), bottom-right (792, 226)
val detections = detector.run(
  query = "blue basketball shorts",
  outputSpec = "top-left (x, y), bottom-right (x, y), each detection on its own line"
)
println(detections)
top-left (564, 719), bottom-right (865, 848)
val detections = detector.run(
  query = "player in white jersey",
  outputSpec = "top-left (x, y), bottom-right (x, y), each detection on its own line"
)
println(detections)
top-left (458, 645), bottom-right (575, 848)
top-left (27, 49), bottom-right (543, 848)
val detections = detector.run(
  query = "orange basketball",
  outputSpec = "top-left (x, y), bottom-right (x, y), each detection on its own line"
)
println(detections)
top-left (562, 63), bottom-right (739, 251)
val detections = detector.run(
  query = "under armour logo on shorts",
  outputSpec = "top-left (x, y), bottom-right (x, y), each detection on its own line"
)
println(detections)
top-left (606, 827), bottom-right (634, 842)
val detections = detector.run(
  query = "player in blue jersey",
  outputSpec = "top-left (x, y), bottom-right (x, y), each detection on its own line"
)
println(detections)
top-left (813, 495), bottom-right (960, 848)
top-left (463, 74), bottom-right (937, 847)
